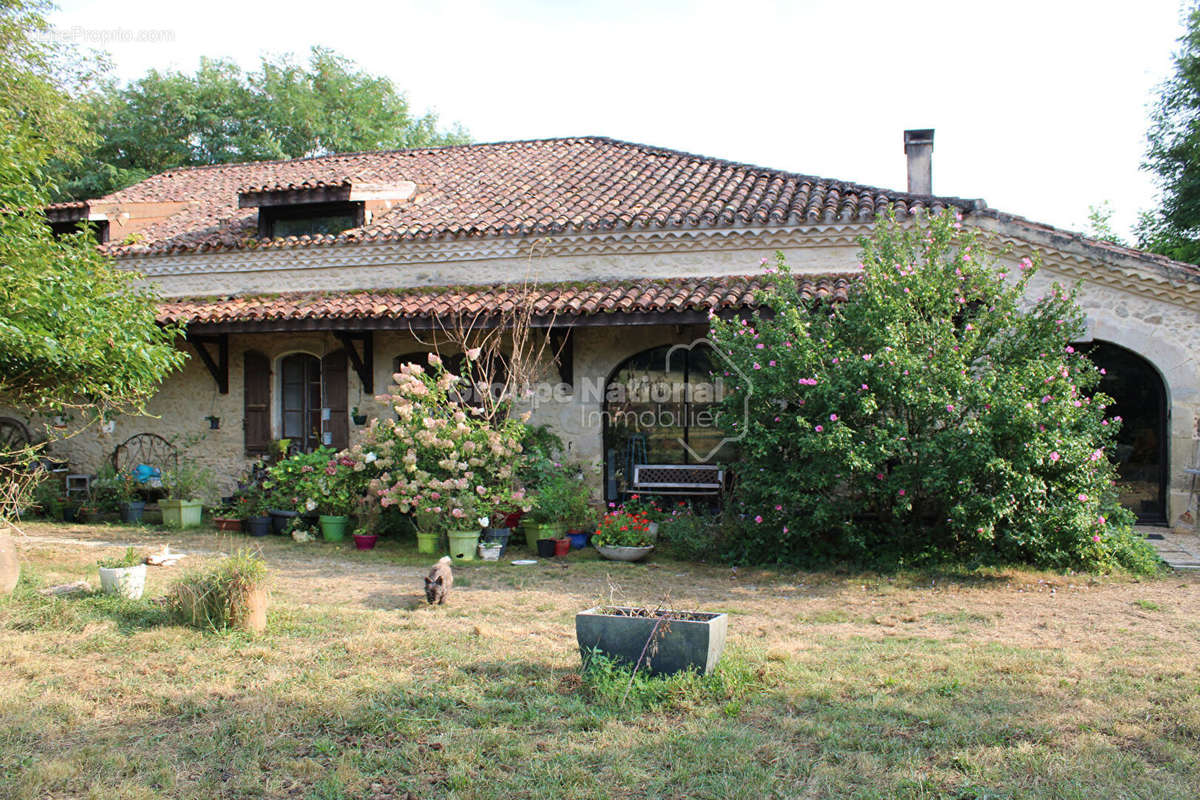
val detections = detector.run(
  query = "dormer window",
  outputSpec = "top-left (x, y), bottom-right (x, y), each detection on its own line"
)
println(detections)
top-left (238, 178), bottom-right (416, 240)
top-left (258, 201), bottom-right (363, 239)
top-left (44, 203), bottom-right (109, 244)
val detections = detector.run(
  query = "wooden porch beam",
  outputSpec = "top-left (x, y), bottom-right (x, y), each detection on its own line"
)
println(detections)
top-left (333, 331), bottom-right (374, 394)
top-left (188, 333), bottom-right (229, 394)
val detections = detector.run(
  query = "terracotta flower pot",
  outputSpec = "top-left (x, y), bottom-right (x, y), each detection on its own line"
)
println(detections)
top-left (214, 517), bottom-right (242, 532)
top-left (553, 537), bottom-right (571, 557)
top-left (0, 530), bottom-right (19, 595)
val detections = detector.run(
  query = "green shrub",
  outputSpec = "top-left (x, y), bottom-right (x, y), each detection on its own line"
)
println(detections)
top-left (167, 550), bottom-right (267, 631)
top-left (657, 503), bottom-right (721, 560)
top-left (711, 207), bottom-right (1158, 573)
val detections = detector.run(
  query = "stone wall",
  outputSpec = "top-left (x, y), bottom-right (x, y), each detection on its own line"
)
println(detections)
top-left (23, 229), bottom-right (1200, 525)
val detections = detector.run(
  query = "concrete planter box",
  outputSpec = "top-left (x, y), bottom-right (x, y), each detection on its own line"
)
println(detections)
top-left (575, 606), bottom-right (728, 677)
top-left (161, 499), bottom-right (203, 529)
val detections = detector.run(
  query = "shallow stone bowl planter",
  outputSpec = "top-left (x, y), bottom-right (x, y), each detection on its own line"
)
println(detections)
top-left (595, 544), bottom-right (655, 562)
top-left (575, 606), bottom-right (728, 677)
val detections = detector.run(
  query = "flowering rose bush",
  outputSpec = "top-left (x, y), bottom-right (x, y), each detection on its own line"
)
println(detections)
top-left (355, 354), bottom-right (529, 532)
top-left (712, 208), bottom-right (1158, 573)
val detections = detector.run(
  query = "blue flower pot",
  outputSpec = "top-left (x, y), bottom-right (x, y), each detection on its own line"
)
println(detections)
top-left (567, 531), bottom-right (591, 549)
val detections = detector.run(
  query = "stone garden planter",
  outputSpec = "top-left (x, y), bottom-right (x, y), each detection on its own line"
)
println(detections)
top-left (98, 563), bottom-right (147, 600)
top-left (575, 606), bottom-right (728, 677)
top-left (595, 544), bottom-right (655, 562)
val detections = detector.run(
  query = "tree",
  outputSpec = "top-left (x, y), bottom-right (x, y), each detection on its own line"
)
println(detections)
top-left (1, 0), bottom-right (186, 520)
top-left (711, 208), bottom-right (1158, 573)
top-left (1085, 201), bottom-right (1127, 246)
top-left (51, 47), bottom-right (470, 201)
top-left (1138, 1), bottom-right (1200, 263)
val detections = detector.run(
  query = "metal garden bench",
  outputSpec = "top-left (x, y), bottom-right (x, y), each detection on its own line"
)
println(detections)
top-left (630, 464), bottom-right (725, 496)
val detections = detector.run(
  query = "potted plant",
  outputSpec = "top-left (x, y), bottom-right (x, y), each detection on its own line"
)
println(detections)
top-left (92, 465), bottom-right (143, 523)
top-left (414, 510), bottom-right (443, 554)
top-left (446, 495), bottom-right (488, 563)
top-left (161, 462), bottom-right (211, 529)
top-left (168, 549), bottom-right (268, 634)
top-left (478, 540), bottom-right (503, 560)
top-left (240, 486), bottom-right (271, 537)
top-left (212, 492), bottom-right (243, 532)
top-left (576, 605), bottom-right (728, 677)
top-left (309, 453), bottom-right (363, 542)
top-left (352, 498), bottom-right (380, 550)
top-left (97, 547), bottom-right (147, 599)
top-left (351, 406), bottom-right (368, 426)
top-left (263, 448), bottom-right (330, 532)
top-left (525, 470), bottom-right (576, 549)
top-left (620, 494), bottom-right (668, 539)
top-left (561, 475), bottom-right (596, 549)
top-left (349, 356), bottom-right (530, 557)
top-left (60, 496), bottom-right (81, 523)
top-left (592, 509), bottom-right (655, 562)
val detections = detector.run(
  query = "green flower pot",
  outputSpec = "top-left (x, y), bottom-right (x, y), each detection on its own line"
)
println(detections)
top-left (447, 529), bottom-right (479, 562)
top-left (525, 522), bottom-right (556, 548)
top-left (319, 514), bottom-right (349, 542)
top-left (161, 499), bottom-right (203, 529)
top-left (416, 530), bottom-right (441, 554)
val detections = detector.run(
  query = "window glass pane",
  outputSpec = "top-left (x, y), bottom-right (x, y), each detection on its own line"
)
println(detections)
top-left (271, 214), bottom-right (357, 238)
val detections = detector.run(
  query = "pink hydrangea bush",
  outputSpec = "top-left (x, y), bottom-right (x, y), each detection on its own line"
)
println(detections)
top-left (353, 354), bottom-right (529, 532)
top-left (712, 208), bottom-right (1157, 573)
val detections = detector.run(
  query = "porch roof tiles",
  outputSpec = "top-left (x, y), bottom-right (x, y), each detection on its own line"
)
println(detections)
top-left (159, 274), bottom-right (856, 329)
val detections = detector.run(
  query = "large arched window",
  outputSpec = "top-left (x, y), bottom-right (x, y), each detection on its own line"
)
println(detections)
top-left (1080, 341), bottom-right (1168, 523)
top-left (602, 343), bottom-right (730, 499)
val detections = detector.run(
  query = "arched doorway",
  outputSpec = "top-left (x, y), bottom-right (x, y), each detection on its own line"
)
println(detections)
top-left (1080, 341), bottom-right (1169, 523)
top-left (601, 343), bottom-right (729, 502)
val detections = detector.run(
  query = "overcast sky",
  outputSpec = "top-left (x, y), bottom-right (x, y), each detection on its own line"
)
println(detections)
top-left (49, 0), bottom-right (1186, 240)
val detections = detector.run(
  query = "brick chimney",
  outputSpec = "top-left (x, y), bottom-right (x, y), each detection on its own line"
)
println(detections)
top-left (903, 129), bottom-right (934, 195)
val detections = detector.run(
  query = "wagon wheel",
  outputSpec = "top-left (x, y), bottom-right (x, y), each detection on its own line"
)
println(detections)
top-left (0, 417), bottom-right (31, 452)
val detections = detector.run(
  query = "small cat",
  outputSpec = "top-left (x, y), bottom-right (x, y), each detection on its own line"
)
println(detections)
top-left (424, 556), bottom-right (453, 605)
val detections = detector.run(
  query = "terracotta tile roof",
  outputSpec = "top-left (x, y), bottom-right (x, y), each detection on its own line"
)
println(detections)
top-left (158, 274), bottom-right (856, 327)
top-left (94, 137), bottom-right (979, 256)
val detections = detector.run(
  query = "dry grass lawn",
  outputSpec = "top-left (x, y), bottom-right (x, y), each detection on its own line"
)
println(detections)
top-left (2, 521), bottom-right (1199, 799)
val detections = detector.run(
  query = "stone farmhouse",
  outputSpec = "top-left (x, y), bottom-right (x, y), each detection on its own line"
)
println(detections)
top-left (26, 132), bottom-right (1200, 525)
